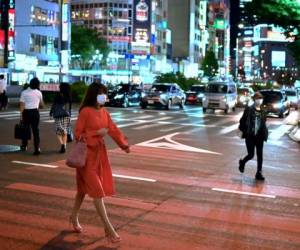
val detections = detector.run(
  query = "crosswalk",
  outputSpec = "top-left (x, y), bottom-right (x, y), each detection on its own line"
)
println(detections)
top-left (3, 144), bottom-right (300, 250)
top-left (0, 108), bottom-right (295, 141)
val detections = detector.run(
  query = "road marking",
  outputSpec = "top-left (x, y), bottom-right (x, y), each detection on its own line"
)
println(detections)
top-left (12, 161), bottom-right (59, 168)
top-left (11, 161), bottom-right (156, 182)
top-left (211, 188), bottom-right (276, 199)
top-left (160, 126), bottom-right (183, 132)
top-left (219, 123), bottom-right (239, 135)
top-left (137, 132), bottom-right (222, 155)
top-left (269, 124), bottom-right (292, 140)
top-left (134, 123), bottom-right (165, 130)
top-left (113, 174), bottom-right (156, 182)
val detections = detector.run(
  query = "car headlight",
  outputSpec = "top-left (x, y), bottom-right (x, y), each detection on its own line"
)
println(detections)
top-left (197, 93), bottom-right (204, 98)
top-left (273, 103), bottom-right (283, 109)
top-left (141, 92), bottom-right (146, 98)
top-left (114, 94), bottom-right (124, 99)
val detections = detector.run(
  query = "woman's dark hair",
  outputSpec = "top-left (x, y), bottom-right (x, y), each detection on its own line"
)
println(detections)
top-left (59, 82), bottom-right (72, 102)
top-left (79, 82), bottom-right (107, 112)
top-left (29, 77), bottom-right (40, 90)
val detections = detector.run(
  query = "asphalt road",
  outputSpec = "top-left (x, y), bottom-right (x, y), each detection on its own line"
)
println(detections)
top-left (0, 104), bottom-right (299, 250)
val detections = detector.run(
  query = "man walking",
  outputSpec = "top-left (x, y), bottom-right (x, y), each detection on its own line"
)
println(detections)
top-left (20, 77), bottom-right (44, 155)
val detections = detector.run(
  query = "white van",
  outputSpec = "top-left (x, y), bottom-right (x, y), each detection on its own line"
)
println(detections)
top-left (202, 81), bottom-right (237, 113)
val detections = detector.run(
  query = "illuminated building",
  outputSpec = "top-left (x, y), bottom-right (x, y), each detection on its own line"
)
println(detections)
top-left (207, 0), bottom-right (230, 76)
top-left (234, 0), bottom-right (254, 81)
top-left (71, 0), bottom-right (133, 83)
top-left (13, 0), bottom-right (71, 84)
top-left (71, 0), bottom-right (170, 83)
top-left (168, 0), bottom-right (208, 77)
top-left (252, 24), bottom-right (299, 84)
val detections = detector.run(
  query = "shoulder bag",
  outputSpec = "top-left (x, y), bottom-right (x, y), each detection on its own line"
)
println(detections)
top-left (66, 139), bottom-right (87, 168)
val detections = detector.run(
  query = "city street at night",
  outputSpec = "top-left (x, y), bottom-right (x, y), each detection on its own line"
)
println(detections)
top-left (0, 105), bottom-right (299, 250)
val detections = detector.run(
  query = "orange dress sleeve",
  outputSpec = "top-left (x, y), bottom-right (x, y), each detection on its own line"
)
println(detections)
top-left (75, 108), bottom-right (88, 140)
top-left (105, 108), bottom-right (128, 148)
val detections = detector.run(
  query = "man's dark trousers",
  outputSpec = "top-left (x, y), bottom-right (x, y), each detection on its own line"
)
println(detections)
top-left (22, 109), bottom-right (40, 152)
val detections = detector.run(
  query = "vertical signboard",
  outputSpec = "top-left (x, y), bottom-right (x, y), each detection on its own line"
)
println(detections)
top-left (132, 0), bottom-right (151, 55)
top-left (0, 0), bottom-right (15, 67)
top-left (7, 4), bottom-right (15, 61)
top-left (60, 0), bottom-right (70, 74)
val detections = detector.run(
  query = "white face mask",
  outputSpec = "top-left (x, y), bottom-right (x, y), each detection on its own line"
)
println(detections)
top-left (255, 99), bottom-right (263, 106)
top-left (97, 94), bottom-right (107, 105)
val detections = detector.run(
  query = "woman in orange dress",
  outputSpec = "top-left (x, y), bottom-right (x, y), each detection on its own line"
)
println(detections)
top-left (69, 82), bottom-right (130, 243)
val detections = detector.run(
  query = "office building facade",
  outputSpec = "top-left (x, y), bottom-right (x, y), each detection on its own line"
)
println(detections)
top-left (207, 0), bottom-right (230, 76)
top-left (168, 0), bottom-right (207, 77)
top-left (13, 0), bottom-right (70, 84)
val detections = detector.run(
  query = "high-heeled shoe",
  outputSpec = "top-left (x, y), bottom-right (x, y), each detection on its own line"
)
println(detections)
top-left (104, 228), bottom-right (121, 243)
top-left (69, 216), bottom-right (83, 233)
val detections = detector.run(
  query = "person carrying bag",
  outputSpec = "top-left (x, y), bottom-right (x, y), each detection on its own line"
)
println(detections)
top-left (49, 83), bottom-right (72, 153)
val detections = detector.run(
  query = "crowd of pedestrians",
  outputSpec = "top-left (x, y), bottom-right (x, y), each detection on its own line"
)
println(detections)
top-left (12, 77), bottom-right (298, 244)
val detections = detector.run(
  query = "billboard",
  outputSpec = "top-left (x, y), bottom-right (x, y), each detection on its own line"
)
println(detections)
top-left (272, 51), bottom-right (286, 67)
top-left (133, 0), bottom-right (152, 54)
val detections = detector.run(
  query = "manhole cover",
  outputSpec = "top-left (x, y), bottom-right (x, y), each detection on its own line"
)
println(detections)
top-left (0, 145), bottom-right (20, 153)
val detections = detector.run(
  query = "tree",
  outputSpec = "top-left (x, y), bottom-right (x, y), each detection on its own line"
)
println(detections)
top-left (201, 50), bottom-right (219, 77)
top-left (71, 25), bottom-right (110, 70)
top-left (155, 72), bottom-right (200, 91)
top-left (246, 0), bottom-right (300, 67)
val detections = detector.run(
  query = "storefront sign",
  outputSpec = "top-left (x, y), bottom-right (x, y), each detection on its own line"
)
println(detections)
top-left (133, 0), bottom-right (152, 53)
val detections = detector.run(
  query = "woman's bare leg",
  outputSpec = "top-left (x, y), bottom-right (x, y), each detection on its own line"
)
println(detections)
top-left (93, 198), bottom-right (119, 238)
top-left (70, 192), bottom-right (85, 226)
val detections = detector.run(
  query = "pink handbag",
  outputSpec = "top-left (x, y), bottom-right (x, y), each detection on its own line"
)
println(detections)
top-left (66, 140), bottom-right (87, 168)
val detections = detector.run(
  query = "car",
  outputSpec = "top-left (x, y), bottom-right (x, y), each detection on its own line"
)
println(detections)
top-left (260, 89), bottom-right (290, 118)
top-left (107, 84), bottom-right (142, 108)
top-left (185, 84), bottom-right (206, 105)
top-left (237, 87), bottom-right (254, 107)
top-left (284, 89), bottom-right (299, 110)
top-left (202, 80), bottom-right (237, 113)
top-left (140, 83), bottom-right (186, 110)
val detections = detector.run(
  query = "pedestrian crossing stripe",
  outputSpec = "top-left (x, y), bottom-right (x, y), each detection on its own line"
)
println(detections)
top-left (137, 132), bottom-right (222, 155)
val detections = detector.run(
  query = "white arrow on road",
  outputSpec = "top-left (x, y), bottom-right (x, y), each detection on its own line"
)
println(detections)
top-left (137, 132), bottom-right (222, 155)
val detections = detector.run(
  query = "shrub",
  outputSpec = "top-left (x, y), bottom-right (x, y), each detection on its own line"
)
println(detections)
top-left (71, 81), bottom-right (88, 103)
top-left (42, 91), bottom-right (57, 103)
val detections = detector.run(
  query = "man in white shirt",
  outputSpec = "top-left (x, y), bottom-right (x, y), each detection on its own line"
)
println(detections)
top-left (0, 74), bottom-right (7, 111)
top-left (20, 77), bottom-right (44, 155)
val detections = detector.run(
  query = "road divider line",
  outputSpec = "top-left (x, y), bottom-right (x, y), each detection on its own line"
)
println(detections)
top-left (12, 161), bottom-right (59, 168)
top-left (212, 188), bottom-right (276, 199)
top-left (113, 174), bottom-right (156, 182)
top-left (11, 161), bottom-right (156, 182)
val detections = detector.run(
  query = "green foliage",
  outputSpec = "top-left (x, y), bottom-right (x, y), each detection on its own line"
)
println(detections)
top-left (250, 79), bottom-right (283, 92)
top-left (155, 72), bottom-right (200, 91)
top-left (41, 91), bottom-right (57, 103)
top-left (246, 0), bottom-right (300, 67)
top-left (201, 50), bottom-right (219, 77)
top-left (71, 25), bottom-right (110, 69)
top-left (71, 81), bottom-right (88, 103)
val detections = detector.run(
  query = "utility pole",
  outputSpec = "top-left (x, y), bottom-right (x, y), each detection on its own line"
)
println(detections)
top-left (58, 0), bottom-right (63, 83)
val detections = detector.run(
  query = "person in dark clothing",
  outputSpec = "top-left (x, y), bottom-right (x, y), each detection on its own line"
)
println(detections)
top-left (238, 91), bottom-right (268, 181)
top-left (20, 77), bottom-right (44, 155)
top-left (0, 74), bottom-right (7, 111)
top-left (50, 82), bottom-right (72, 153)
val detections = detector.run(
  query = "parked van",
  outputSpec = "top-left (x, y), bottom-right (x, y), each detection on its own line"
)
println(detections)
top-left (202, 80), bottom-right (237, 113)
